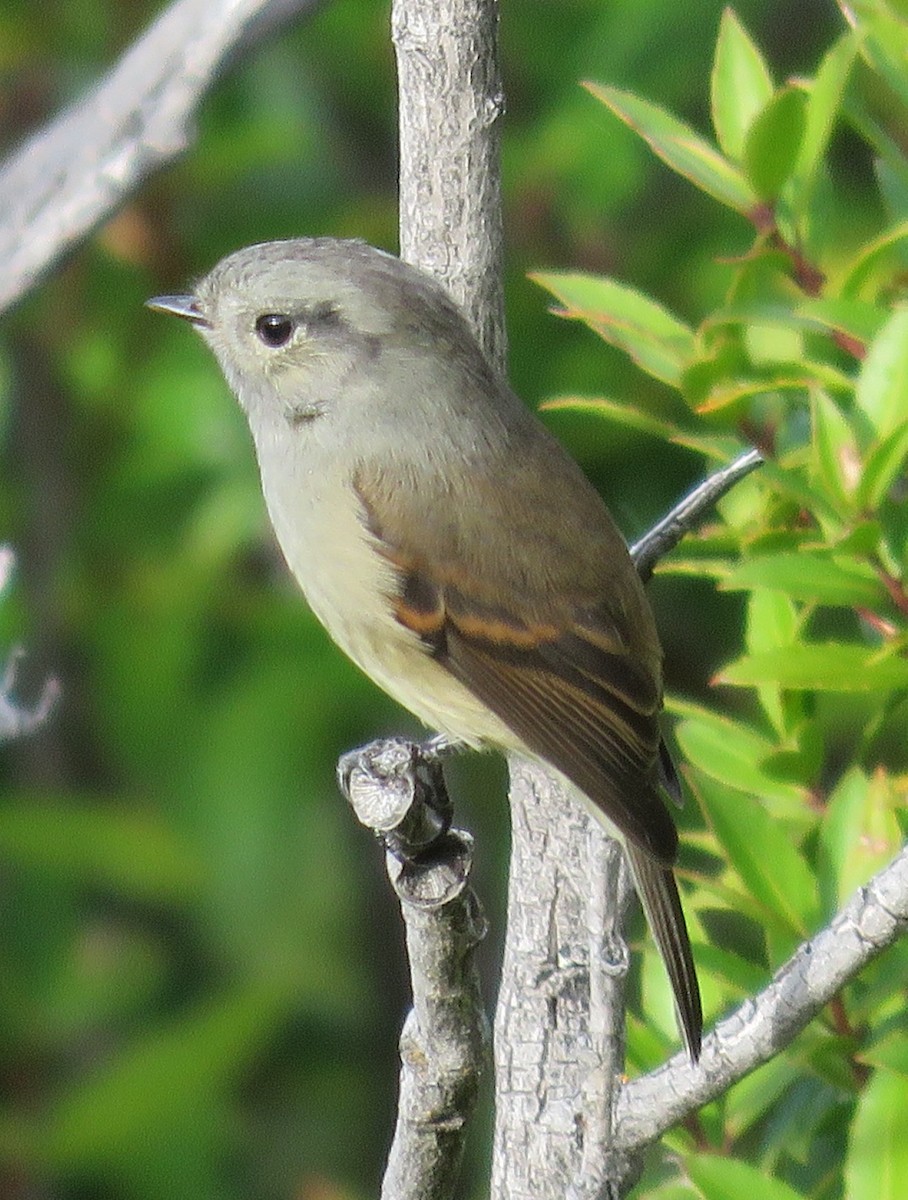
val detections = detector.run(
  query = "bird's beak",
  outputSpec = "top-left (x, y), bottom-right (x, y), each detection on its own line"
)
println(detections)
top-left (146, 294), bottom-right (211, 327)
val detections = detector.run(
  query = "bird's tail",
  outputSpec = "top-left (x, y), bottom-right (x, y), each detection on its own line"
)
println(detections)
top-left (625, 842), bottom-right (702, 1063)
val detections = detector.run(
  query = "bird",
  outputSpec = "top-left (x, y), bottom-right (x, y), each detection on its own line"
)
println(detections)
top-left (148, 237), bottom-right (703, 1061)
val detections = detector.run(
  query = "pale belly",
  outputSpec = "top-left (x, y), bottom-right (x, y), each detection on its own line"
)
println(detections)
top-left (261, 464), bottom-right (520, 750)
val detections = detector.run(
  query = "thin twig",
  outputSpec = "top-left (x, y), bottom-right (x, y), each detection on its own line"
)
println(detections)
top-left (615, 842), bottom-right (908, 1147)
top-left (631, 448), bottom-right (764, 580)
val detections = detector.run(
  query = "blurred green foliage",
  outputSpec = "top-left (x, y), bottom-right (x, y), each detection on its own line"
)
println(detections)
top-left (1, 1), bottom-right (906, 1198)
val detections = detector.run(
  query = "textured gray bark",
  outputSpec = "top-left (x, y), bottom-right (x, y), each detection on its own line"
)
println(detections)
top-left (394, 0), bottom-right (507, 369)
top-left (615, 843), bottom-right (908, 1147)
top-left (340, 738), bottom-right (489, 1200)
top-left (392, 2), bottom-right (642, 1194)
top-left (389, 3), bottom-right (505, 1192)
top-left (492, 762), bottom-right (642, 1199)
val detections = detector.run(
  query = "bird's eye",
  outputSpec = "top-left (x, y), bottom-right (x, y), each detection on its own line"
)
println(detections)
top-left (255, 314), bottom-right (294, 347)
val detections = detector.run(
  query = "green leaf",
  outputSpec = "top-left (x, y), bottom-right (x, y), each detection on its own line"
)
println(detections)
top-left (723, 1053), bottom-right (803, 1139)
top-left (877, 155), bottom-right (908, 223)
top-left (746, 588), bottom-right (800, 651)
top-left (693, 775), bottom-right (819, 940)
top-left (585, 81), bottom-right (757, 214)
top-left (532, 270), bottom-right (694, 385)
top-left (745, 589), bottom-right (801, 735)
top-left (710, 9), bottom-right (774, 160)
top-left (848, 0), bottom-right (908, 114)
top-left (43, 983), bottom-right (288, 1166)
top-left (845, 1068), bottom-right (908, 1200)
top-left (856, 420), bottom-right (908, 510)
top-left (757, 457), bottom-right (844, 526)
top-left (722, 552), bottom-right (885, 607)
top-left (743, 87), bottom-right (808, 200)
top-left (718, 643), bottom-right (908, 692)
top-left (539, 394), bottom-right (682, 440)
top-left (819, 767), bottom-right (902, 912)
top-left (693, 941), bottom-right (768, 997)
top-left (855, 307), bottom-right (908, 439)
top-left (796, 297), bottom-right (887, 346)
top-left (839, 220), bottom-right (908, 299)
top-left (862, 1033), bottom-right (908, 1079)
top-left (685, 1153), bottom-right (809, 1200)
top-left (673, 709), bottom-right (808, 813)
top-left (811, 389), bottom-right (861, 509)
top-left (794, 34), bottom-right (857, 190)
top-left (706, 296), bottom-right (885, 350)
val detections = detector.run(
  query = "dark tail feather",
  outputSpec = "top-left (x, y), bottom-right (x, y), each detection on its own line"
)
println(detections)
top-left (625, 843), bottom-right (702, 1063)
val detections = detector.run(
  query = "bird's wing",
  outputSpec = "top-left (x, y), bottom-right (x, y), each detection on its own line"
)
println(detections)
top-left (354, 463), bottom-right (678, 865)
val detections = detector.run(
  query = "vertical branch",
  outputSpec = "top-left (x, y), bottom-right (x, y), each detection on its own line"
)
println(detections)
top-left (393, 0), bottom-right (506, 368)
top-left (393, 2), bottom-right (636, 1196)
top-left (389, 0), bottom-right (505, 1193)
top-left (339, 739), bottom-right (489, 1200)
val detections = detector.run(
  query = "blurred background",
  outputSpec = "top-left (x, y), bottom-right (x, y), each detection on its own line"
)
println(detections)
top-left (0, 1), bottom-right (856, 1197)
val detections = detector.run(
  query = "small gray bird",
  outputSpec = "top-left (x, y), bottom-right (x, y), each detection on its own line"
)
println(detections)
top-left (148, 238), bottom-right (702, 1061)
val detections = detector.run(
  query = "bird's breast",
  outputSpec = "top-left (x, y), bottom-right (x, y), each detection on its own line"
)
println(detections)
top-left (255, 445), bottom-right (518, 749)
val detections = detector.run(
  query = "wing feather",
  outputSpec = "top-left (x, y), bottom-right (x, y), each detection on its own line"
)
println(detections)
top-left (443, 618), bottom-right (678, 863)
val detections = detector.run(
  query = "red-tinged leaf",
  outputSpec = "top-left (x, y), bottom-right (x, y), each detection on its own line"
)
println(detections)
top-left (585, 81), bottom-right (757, 214)
top-left (839, 219), bottom-right (908, 299)
top-left (795, 297), bottom-right (887, 346)
top-left (710, 9), bottom-right (774, 160)
top-left (695, 374), bottom-right (833, 415)
top-left (539, 394), bottom-right (682, 440)
top-left (705, 296), bottom-right (884, 358)
top-left (532, 270), bottom-right (694, 385)
top-left (654, 558), bottom-right (734, 581)
top-left (672, 432), bottom-right (757, 461)
top-left (717, 643), bottom-right (908, 692)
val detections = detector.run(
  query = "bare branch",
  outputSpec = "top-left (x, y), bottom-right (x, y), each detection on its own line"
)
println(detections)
top-left (0, 0), bottom-right (322, 313)
top-left (339, 739), bottom-right (488, 1200)
top-left (491, 761), bottom-right (647, 1199)
top-left (631, 448), bottom-right (764, 581)
top-left (350, 1), bottom-right (508, 1190)
top-left (616, 843), bottom-right (908, 1147)
top-left (393, 0), bottom-right (506, 368)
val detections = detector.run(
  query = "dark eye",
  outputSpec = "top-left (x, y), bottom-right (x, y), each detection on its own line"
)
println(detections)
top-left (255, 313), bottom-right (294, 347)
